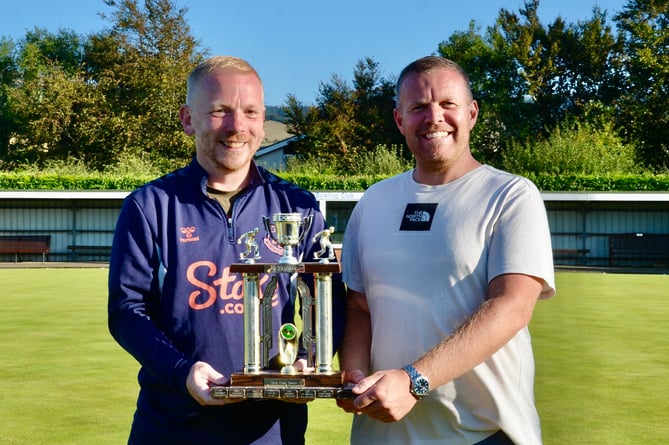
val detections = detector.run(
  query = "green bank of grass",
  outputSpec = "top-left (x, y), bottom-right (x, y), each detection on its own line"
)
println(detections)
top-left (0, 269), bottom-right (667, 444)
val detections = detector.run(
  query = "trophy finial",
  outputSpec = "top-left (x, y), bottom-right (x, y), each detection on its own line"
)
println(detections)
top-left (313, 226), bottom-right (336, 263)
top-left (237, 227), bottom-right (261, 263)
top-left (278, 323), bottom-right (299, 375)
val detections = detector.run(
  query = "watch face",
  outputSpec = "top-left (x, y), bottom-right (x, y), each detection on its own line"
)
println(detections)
top-left (413, 376), bottom-right (430, 396)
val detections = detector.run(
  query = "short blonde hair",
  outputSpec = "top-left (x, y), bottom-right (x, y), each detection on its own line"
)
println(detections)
top-left (186, 56), bottom-right (263, 105)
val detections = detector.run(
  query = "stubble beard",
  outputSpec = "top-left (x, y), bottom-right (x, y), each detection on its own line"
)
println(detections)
top-left (413, 139), bottom-right (459, 172)
top-left (199, 134), bottom-right (258, 174)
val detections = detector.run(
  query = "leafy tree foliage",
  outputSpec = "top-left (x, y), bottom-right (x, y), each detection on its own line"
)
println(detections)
top-left (0, 37), bottom-right (19, 157)
top-left (1, 29), bottom-right (98, 167)
top-left (283, 57), bottom-right (404, 174)
top-left (439, 1), bottom-right (624, 166)
top-left (20, 28), bottom-right (85, 77)
top-left (0, 0), bottom-right (667, 175)
top-left (438, 22), bottom-right (524, 164)
top-left (0, 0), bottom-right (204, 171)
top-left (285, 0), bottom-right (664, 174)
top-left (614, 0), bottom-right (669, 168)
top-left (85, 0), bottom-right (203, 170)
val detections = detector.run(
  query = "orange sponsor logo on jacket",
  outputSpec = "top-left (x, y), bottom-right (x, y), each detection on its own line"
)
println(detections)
top-left (185, 260), bottom-right (278, 313)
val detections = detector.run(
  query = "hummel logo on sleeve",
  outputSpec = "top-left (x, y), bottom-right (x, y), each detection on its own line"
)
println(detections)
top-left (179, 226), bottom-right (200, 242)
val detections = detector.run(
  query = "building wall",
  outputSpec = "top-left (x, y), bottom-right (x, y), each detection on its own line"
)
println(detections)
top-left (1, 191), bottom-right (667, 267)
top-left (542, 193), bottom-right (669, 267)
top-left (0, 192), bottom-right (124, 261)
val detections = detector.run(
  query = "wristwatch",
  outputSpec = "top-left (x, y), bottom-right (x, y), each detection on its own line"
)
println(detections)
top-left (402, 364), bottom-right (430, 399)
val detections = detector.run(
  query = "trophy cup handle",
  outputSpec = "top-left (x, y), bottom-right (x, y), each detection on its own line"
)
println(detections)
top-left (300, 215), bottom-right (313, 243)
top-left (262, 216), bottom-right (273, 242)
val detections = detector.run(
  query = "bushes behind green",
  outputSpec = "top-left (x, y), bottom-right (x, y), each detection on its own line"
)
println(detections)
top-left (0, 171), bottom-right (154, 190)
top-left (527, 172), bottom-right (669, 192)
top-left (501, 119), bottom-right (640, 177)
top-left (1, 170), bottom-right (668, 192)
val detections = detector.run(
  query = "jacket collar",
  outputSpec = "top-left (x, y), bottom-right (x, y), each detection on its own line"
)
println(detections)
top-left (190, 158), bottom-right (266, 196)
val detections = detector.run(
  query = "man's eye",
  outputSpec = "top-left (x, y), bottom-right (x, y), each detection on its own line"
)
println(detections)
top-left (211, 109), bottom-right (226, 117)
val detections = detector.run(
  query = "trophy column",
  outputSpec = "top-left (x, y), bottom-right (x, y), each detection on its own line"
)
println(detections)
top-left (315, 271), bottom-right (333, 374)
top-left (242, 272), bottom-right (261, 374)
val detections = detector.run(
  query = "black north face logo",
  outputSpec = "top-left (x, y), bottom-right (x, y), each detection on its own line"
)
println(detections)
top-left (399, 203), bottom-right (438, 231)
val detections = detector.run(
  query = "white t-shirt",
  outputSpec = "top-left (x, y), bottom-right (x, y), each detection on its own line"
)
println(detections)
top-left (342, 166), bottom-right (556, 445)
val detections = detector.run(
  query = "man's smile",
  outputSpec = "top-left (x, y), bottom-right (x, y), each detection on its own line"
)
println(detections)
top-left (423, 131), bottom-right (451, 140)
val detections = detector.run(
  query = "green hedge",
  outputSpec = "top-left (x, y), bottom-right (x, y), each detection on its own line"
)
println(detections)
top-left (1, 171), bottom-right (668, 192)
top-left (527, 173), bottom-right (669, 192)
top-left (0, 172), bottom-right (155, 190)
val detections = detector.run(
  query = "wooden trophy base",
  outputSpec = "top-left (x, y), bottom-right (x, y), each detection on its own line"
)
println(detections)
top-left (210, 370), bottom-right (353, 400)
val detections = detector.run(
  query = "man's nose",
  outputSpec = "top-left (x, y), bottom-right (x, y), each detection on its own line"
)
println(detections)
top-left (425, 104), bottom-right (444, 124)
top-left (224, 110), bottom-right (246, 132)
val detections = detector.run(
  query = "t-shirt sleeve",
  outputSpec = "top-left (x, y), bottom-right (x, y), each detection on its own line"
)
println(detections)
top-left (487, 178), bottom-right (556, 299)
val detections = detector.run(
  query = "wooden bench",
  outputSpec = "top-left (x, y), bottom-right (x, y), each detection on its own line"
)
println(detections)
top-left (0, 235), bottom-right (51, 262)
top-left (609, 233), bottom-right (669, 267)
top-left (67, 245), bottom-right (112, 260)
top-left (553, 248), bottom-right (589, 264)
top-left (553, 248), bottom-right (589, 258)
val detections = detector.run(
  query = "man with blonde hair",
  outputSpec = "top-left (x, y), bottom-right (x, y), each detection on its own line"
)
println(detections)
top-left (109, 56), bottom-right (343, 444)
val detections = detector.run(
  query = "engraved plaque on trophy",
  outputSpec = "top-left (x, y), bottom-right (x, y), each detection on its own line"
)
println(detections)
top-left (210, 213), bottom-right (351, 400)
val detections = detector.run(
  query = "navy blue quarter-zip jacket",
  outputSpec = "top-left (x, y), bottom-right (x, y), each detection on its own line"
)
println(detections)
top-left (108, 159), bottom-right (344, 444)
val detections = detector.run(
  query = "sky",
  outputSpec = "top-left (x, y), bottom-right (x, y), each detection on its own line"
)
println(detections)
top-left (1, 0), bottom-right (629, 106)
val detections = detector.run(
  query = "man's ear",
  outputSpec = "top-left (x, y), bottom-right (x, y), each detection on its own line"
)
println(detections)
top-left (179, 104), bottom-right (195, 136)
top-left (469, 100), bottom-right (479, 130)
top-left (393, 108), bottom-right (406, 136)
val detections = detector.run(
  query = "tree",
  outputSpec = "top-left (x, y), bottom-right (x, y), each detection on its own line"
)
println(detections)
top-left (84, 0), bottom-right (204, 169)
top-left (0, 0), bottom-right (205, 171)
top-left (20, 28), bottom-right (85, 77)
top-left (438, 1), bottom-right (623, 166)
top-left (283, 57), bottom-right (402, 174)
top-left (350, 58), bottom-right (405, 157)
top-left (0, 37), bottom-right (18, 163)
top-left (493, 1), bottom-right (621, 131)
top-left (1, 29), bottom-right (96, 168)
top-left (615, 0), bottom-right (669, 169)
top-left (438, 22), bottom-right (526, 164)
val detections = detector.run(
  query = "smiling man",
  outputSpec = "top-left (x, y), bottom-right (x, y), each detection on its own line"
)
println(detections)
top-left (181, 59), bottom-right (266, 191)
top-left (337, 56), bottom-right (556, 444)
top-left (108, 56), bottom-right (343, 445)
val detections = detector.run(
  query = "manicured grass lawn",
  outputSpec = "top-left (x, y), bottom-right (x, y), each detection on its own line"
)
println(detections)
top-left (0, 268), bottom-right (667, 444)
top-left (532, 272), bottom-right (669, 444)
top-left (0, 268), bottom-right (138, 444)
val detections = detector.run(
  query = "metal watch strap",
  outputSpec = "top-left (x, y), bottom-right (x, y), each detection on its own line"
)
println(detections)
top-left (402, 364), bottom-right (429, 399)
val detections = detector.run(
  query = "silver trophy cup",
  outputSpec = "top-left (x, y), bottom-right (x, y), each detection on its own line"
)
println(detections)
top-left (263, 213), bottom-right (312, 264)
